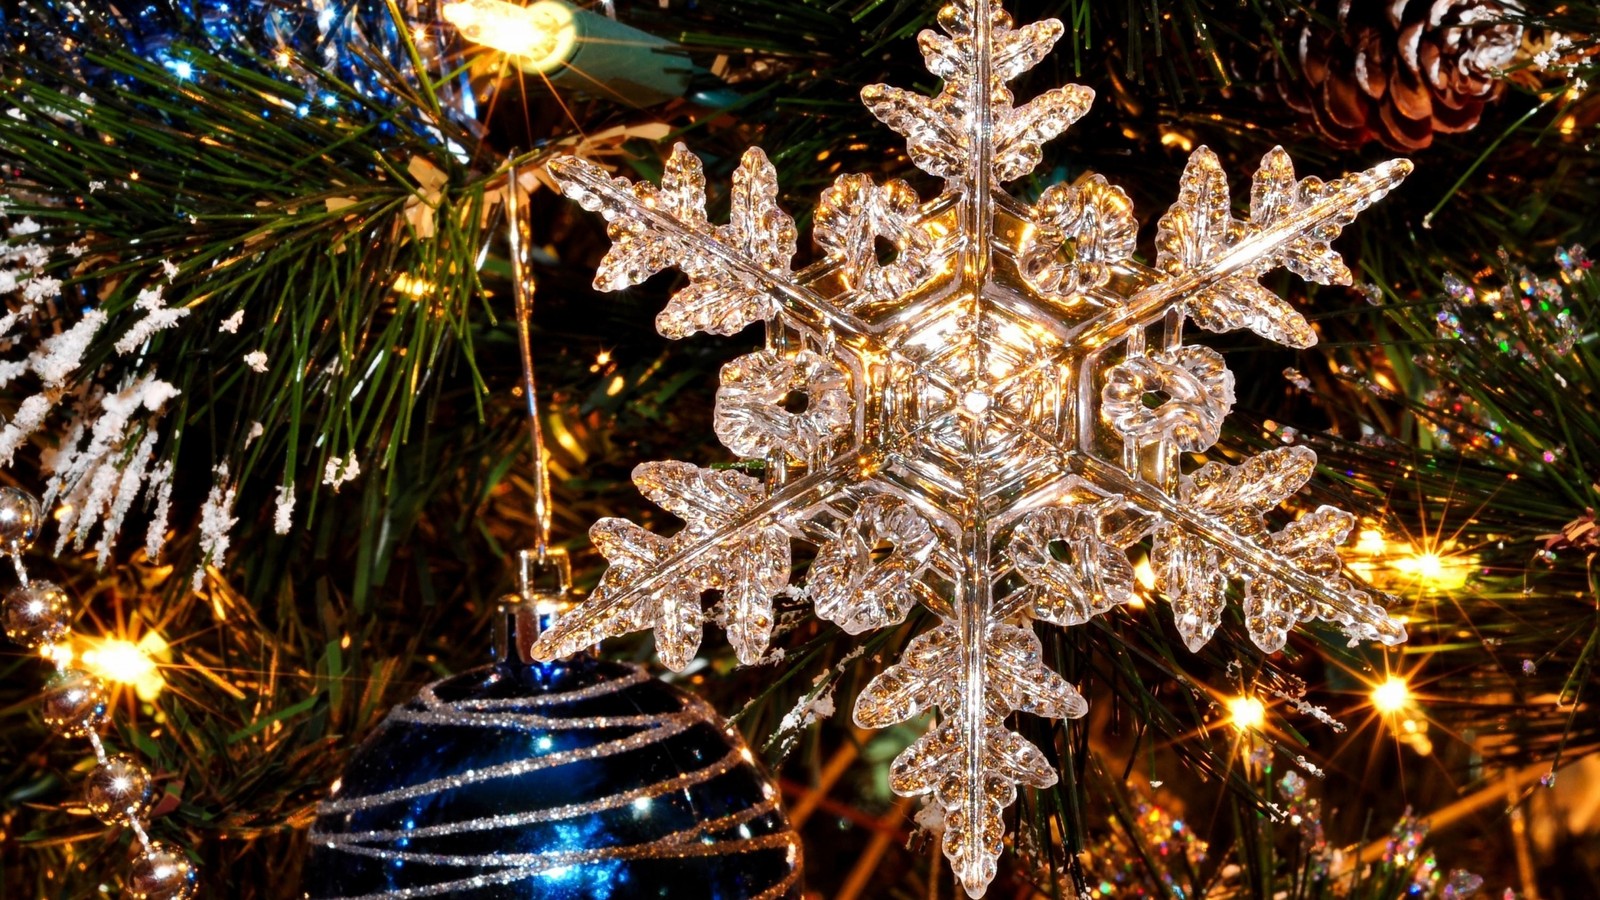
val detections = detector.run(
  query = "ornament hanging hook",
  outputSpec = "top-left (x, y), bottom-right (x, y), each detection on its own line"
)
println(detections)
top-left (505, 155), bottom-right (553, 562)
top-left (495, 155), bottom-right (575, 665)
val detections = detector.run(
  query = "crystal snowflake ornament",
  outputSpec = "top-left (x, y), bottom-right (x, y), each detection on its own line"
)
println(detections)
top-left (540, 2), bottom-right (1410, 894)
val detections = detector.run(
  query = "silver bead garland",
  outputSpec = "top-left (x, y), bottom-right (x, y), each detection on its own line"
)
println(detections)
top-left (0, 486), bottom-right (198, 899)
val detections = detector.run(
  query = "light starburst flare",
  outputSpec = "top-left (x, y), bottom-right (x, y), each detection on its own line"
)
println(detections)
top-left (538, 1), bottom-right (1411, 894)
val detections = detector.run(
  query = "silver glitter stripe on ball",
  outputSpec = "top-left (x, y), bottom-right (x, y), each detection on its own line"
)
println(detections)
top-left (416, 668), bottom-right (651, 710)
top-left (388, 704), bottom-right (695, 731)
top-left (389, 681), bottom-right (712, 732)
top-left (318, 847), bottom-right (801, 900)
top-left (390, 669), bottom-right (705, 731)
top-left (316, 712), bottom-right (699, 813)
top-left (313, 746), bottom-right (749, 844)
top-left (319, 798), bottom-right (785, 868)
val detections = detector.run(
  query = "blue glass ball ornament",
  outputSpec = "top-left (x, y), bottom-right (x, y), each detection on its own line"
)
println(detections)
top-left (0, 0), bottom-right (475, 135)
top-left (303, 654), bottom-right (803, 899)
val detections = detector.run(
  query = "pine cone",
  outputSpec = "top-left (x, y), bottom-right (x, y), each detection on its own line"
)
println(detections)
top-left (1271, 0), bottom-right (1525, 151)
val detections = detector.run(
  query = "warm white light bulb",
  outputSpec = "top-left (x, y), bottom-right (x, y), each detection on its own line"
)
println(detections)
top-left (1372, 676), bottom-right (1411, 714)
top-left (82, 638), bottom-right (155, 685)
top-left (1227, 695), bottom-right (1266, 731)
top-left (1390, 547), bottom-right (1471, 590)
top-left (78, 632), bottom-right (168, 701)
top-left (443, 0), bottom-right (579, 73)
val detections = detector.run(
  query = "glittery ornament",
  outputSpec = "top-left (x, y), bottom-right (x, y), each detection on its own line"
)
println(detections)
top-left (541, 1), bottom-right (1409, 893)
top-left (1077, 793), bottom-right (1208, 898)
top-left (41, 667), bottom-right (108, 739)
top-left (303, 655), bottom-right (802, 899)
top-left (0, 0), bottom-right (476, 143)
top-left (127, 841), bottom-right (199, 900)
top-left (0, 485), bottom-right (42, 552)
top-left (85, 754), bottom-right (156, 825)
top-left (0, 477), bottom-right (195, 889)
top-left (2, 579), bottom-right (73, 649)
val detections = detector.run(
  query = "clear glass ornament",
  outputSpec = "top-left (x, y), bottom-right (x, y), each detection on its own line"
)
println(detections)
top-left (127, 841), bottom-right (198, 900)
top-left (808, 495), bottom-right (937, 635)
top-left (815, 174), bottom-right (933, 305)
top-left (714, 348), bottom-right (851, 461)
top-left (85, 754), bottom-right (155, 825)
top-left (1006, 491), bottom-right (1137, 627)
top-left (1101, 346), bottom-right (1234, 452)
top-left (585, 461), bottom-right (791, 668)
top-left (540, 1), bottom-right (1413, 893)
top-left (2, 579), bottom-right (73, 649)
top-left (1018, 175), bottom-right (1136, 298)
top-left (0, 485), bottom-right (42, 553)
top-left (41, 668), bottom-right (108, 739)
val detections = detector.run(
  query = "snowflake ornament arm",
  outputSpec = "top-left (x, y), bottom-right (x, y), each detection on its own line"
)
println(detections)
top-left (540, 2), bottom-right (1411, 895)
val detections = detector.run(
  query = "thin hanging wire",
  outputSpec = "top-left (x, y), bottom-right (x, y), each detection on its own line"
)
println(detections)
top-left (505, 157), bottom-right (553, 560)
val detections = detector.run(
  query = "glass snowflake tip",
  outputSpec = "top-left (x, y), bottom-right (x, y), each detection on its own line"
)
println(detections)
top-left (542, 1), bottom-right (1411, 894)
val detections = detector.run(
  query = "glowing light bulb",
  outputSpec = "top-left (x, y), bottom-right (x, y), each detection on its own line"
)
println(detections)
top-left (1349, 527), bottom-right (1474, 592)
top-left (1159, 129), bottom-right (1194, 152)
top-left (1371, 676), bottom-right (1411, 715)
top-left (1355, 528), bottom-right (1388, 556)
top-left (1132, 556), bottom-right (1155, 590)
top-left (442, 0), bottom-right (578, 73)
top-left (84, 639), bottom-right (155, 684)
top-left (1127, 556), bottom-right (1152, 608)
top-left (1390, 548), bottom-right (1470, 590)
top-left (392, 273), bottom-right (436, 297)
top-left (79, 632), bottom-right (168, 700)
top-left (1227, 695), bottom-right (1266, 731)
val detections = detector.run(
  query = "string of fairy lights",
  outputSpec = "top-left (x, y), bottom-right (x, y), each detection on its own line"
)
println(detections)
top-left (1, 485), bottom-right (195, 900)
top-left (1206, 523), bottom-right (1462, 751)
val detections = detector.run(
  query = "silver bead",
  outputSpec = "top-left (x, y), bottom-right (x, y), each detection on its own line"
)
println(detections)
top-left (127, 841), bottom-right (198, 900)
top-left (0, 486), bottom-right (42, 553)
top-left (41, 668), bottom-right (107, 739)
top-left (85, 754), bottom-right (154, 825)
top-left (2, 580), bottom-right (73, 649)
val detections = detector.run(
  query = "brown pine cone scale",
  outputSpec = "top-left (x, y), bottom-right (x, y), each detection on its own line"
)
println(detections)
top-left (1273, 0), bottom-right (1524, 151)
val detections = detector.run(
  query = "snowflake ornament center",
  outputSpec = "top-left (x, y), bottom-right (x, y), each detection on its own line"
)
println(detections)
top-left (542, 2), bottom-right (1410, 895)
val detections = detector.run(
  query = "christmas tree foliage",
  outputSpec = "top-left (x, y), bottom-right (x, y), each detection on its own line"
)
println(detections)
top-left (1, 1), bottom-right (1597, 897)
